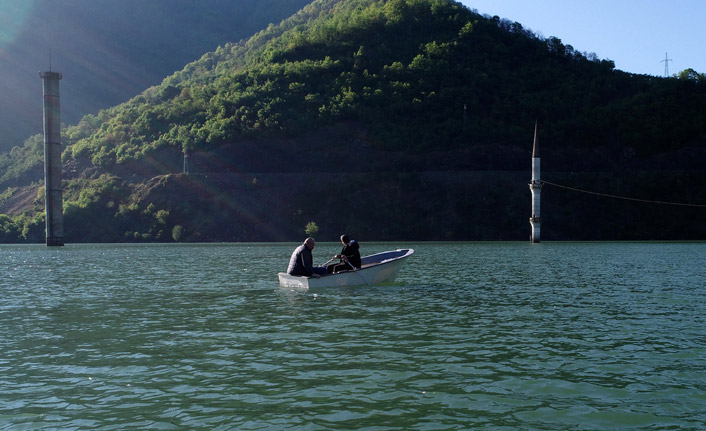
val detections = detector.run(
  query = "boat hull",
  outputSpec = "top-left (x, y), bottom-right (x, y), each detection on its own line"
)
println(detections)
top-left (278, 248), bottom-right (414, 288)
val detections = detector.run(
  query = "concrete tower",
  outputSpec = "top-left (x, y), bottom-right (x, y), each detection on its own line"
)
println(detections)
top-left (40, 71), bottom-right (64, 246)
top-left (529, 121), bottom-right (542, 243)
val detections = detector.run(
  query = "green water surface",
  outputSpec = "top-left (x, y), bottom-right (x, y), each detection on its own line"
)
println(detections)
top-left (1, 242), bottom-right (704, 430)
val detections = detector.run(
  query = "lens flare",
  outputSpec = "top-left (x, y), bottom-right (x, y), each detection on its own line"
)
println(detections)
top-left (0, 0), bottom-right (35, 46)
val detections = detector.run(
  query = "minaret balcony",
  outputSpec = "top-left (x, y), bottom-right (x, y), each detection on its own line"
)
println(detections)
top-left (529, 181), bottom-right (543, 190)
top-left (529, 217), bottom-right (542, 223)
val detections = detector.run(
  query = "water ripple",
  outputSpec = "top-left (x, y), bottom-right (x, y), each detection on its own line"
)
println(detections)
top-left (1, 242), bottom-right (704, 429)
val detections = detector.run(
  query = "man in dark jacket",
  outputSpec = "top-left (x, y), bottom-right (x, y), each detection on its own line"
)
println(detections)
top-left (287, 237), bottom-right (326, 277)
top-left (328, 234), bottom-right (362, 274)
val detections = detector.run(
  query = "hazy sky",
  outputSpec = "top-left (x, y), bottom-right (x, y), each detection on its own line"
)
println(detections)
top-left (458, 0), bottom-right (706, 77)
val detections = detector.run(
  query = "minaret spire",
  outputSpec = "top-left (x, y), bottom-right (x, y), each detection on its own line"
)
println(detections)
top-left (529, 120), bottom-right (542, 243)
top-left (40, 69), bottom-right (64, 246)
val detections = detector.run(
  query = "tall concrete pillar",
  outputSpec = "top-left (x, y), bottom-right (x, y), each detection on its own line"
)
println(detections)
top-left (40, 71), bottom-right (64, 246)
top-left (529, 121), bottom-right (542, 243)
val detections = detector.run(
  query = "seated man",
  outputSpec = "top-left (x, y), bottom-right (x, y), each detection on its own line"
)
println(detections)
top-left (328, 234), bottom-right (362, 274)
top-left (287, 237), bottom-right (327, 277)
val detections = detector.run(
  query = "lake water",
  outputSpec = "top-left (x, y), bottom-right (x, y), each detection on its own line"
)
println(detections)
top-left (1, 242), bottom-right (704, 430)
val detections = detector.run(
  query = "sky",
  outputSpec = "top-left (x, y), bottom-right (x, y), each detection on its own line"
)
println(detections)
top-left (458, 0), bottom-right (706, 77)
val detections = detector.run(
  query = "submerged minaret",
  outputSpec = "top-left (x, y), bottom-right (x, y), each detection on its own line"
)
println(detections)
top-left (529, 121), bottom-right (542, 243)
top-left (40, 71), bottom-right (64, 246)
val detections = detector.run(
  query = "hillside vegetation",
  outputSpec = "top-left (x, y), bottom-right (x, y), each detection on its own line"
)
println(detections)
top-left (0, 0), bottom-right (310, 152)
top-left (1, 0), bottom-right (705, 243)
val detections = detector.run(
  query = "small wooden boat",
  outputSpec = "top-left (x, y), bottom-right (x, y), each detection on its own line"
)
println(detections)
top-left (278, 248), bottom-right (414, 288)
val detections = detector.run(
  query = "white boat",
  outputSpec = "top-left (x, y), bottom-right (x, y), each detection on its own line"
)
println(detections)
top-left (278, 248), bottom-right (414, 288)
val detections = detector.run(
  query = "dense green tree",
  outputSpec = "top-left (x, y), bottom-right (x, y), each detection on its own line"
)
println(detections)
top-left (305, 221), bottom-right (320, 236)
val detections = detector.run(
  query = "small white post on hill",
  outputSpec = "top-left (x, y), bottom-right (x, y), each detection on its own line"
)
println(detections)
top-left (183, 149), bottom-right (190, 174)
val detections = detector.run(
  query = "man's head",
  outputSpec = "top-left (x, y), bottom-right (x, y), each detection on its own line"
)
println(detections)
top-left (304, 237), bottom-right (316, 250)
top-left (340, 234), bottom-right (350, 244)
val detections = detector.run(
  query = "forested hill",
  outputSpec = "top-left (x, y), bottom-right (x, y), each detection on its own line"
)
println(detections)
top-left (0, 0), bottom-right (311, 153)
top-left (1, 0), bottom-right (705, 243)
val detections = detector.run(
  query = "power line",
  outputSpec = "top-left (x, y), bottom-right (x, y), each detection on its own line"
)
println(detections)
top-left (660, 52), bottom-right (673, 77)
top-left (541, 180), bottom-right (706, 208)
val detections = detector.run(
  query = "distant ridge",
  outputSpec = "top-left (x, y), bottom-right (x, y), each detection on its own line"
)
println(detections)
top-left (0, 0), bottom-right (704, 243)
top-left (0, 0), bottom-right (311, 152)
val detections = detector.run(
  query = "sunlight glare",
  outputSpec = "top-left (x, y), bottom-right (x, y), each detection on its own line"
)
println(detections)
top-left (0, 0), bottom-right (35, 46)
